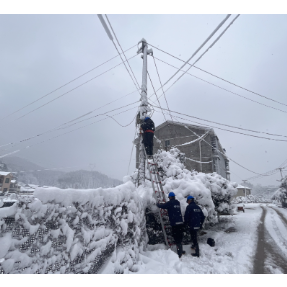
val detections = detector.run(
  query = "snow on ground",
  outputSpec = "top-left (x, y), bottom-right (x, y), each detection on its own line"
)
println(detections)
top-left (101, 203), bottom-right (263, 274)
top-left (264, 206), bottom-right (287, 259)
top-left (270, 205), bottom-right (287, 221)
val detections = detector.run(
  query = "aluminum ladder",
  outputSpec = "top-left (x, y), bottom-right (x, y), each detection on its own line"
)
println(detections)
top-left (143, 144), bottom-right (172, 248)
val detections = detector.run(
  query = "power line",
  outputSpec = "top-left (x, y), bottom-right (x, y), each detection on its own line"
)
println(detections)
top-left (15, 54), bottom-right (139, 121)
top-left (28, 105), bottom-right (138, 148)
top-left (154, 56), bottom-right (287, 115)
top-left (0, 100), bottom-right (140, 151)
top-left (147, 71), bottom-right (167, 121)
top-left (151, 104), bottom-right (287, 142)
top-left (152, 107), bottom-right (283, 177)
top-left (0, 44), bottom-right (136, 121)
top-left (153, 15), bottom-right (239, 103)
top-left (149, 43), bottom-right (287, 109)
top-left (182, 124), bottom-right (264, 176)
top-left (105, 14), bottom-right (140, 90)
top-left (157, 14), bottom-right (231, 92)
top-left (106, 110), bottom-right (138, 128)
top-left (98, 14), bottom-right (140, 93)
top-left (57, 90), bottom-right (138, 127)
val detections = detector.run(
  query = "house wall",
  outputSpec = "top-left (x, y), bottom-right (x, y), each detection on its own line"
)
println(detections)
top-left (136, 122), bottom-right (230, 179)
top-left (236, 188), bottom-right (251, 197)
top-left (0, 174), bottom-right (12, 192)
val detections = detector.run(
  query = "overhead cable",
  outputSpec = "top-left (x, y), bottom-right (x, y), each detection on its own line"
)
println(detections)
top-left (182, 124), bottom-right (264, 176)
top-left (0, 44), bottom-right (136, 121)
top-left (15, 54), bottom-right (139, 121)
top-left (0, 100), bottom-right (140, 151)
top-left (147, 71), bottom-right (167, 121)
top-left (154, 56), bottom-right (287, 115)
top-left (155, 15), bottom-right (240, 101)
top-left (150, 104), bottom-right (287, 139)
top-left (2, 105), bottom-right (138, 158)
top-left (171, 113), bottom-right (287, 142)
top-left (98, 14), bottom-right (140, 93)
top-left (28, 105), bottom-right (138, 148)
top-left (149, 43), bottom-right (287, 109)
top-left (105, 14), bottom-right (140, 90)
top-left (157, 14), bottom-right (231, 91)
top-left (152, 56), bottom-right (173, 121)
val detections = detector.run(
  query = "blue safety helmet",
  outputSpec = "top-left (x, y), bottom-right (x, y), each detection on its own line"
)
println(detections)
top-left (186, 195), bottom-right (194, 202)
top-left (168, 192), bottom-right (175, 198)
top-left (144, 117), bottom-right (150, 121)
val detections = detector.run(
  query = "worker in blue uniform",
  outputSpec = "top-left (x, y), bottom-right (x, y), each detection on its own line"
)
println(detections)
top-left (156, 192), bottom-right (186, 258)
top-left (184, 195), bottom-right (206, 257)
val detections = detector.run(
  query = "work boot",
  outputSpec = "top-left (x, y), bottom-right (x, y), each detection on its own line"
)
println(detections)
top-left (191, 246), bottom-right (200, 257)
top-left (176, 244), bottom-right (183, 258)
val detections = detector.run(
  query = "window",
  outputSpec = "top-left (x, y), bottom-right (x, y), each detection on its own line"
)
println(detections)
top-left (3, 188), bottom-right (8, 192)
top-left (5, 178), bottom-right (10, 184)
top-left (165, 140), bottom-right (170, 147)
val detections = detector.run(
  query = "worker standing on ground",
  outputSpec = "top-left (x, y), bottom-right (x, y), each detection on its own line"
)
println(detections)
top-left (156, 192), bottom-right (186, 258)
top-left (184, 195), bottom-right (205, 257)
top-left (141, 116), bottom-right (155, 158)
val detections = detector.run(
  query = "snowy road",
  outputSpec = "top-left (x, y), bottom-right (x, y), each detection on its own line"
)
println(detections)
top-left (101, 204), bottom-right (287, 273)
top-left (253, 205), bottom-right (287, 274)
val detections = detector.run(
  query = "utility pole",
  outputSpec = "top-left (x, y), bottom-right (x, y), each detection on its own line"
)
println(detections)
top-left (136, 39), bottom-right (152, 186)
top-left (242, 180), bottom-right (248, 202)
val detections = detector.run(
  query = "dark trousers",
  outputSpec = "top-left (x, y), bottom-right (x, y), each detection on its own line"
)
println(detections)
top-left (190, 229), bottom-right (199, 255)
top-left (142, 132), bottom-right (154, 156)
top-left (172, 225), bottom-right (184, 257)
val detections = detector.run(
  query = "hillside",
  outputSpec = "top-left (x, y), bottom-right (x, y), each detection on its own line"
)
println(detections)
top-left (1, 156), bottom-right (122, 188)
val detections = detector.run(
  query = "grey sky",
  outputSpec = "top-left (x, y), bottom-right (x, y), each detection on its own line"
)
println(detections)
top-left (0, 14), bottom-right (287, 186)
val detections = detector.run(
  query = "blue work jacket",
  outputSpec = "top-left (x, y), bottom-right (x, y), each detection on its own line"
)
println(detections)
top-left (184, 202), bottom-right (205, 229)
top-left (157, 199), bottom-right (183, 226)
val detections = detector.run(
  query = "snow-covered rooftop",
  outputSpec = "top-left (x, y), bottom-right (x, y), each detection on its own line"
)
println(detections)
top-left (236, 185), bottom-right (251, 189)
top-left (156, 120), bottom-right (213, 133)
top-left (0, 171), bottom-right (11, 176)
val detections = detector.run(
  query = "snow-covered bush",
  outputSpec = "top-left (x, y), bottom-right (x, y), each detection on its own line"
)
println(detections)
top-left (152, 148), bottom-right (237, 223)
top-left (0, 182), bottom-right (147, 274)
top-left (272, 176), bottom-right (287, 206)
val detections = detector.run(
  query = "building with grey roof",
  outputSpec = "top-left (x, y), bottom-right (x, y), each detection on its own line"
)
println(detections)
top-left (136, 120), bottom-right (230, 180)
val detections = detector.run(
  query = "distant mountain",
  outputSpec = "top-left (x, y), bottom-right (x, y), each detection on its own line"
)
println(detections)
top-left (1, 156), bottom-right (122, 189)
top-left (57, 170), bottom-right (122, 189)
top-left (1, 156), bottom-right (43, 172)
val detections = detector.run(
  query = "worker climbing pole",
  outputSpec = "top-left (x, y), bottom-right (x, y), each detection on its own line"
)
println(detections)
top-left (135, 39), bottom-right (172, 248)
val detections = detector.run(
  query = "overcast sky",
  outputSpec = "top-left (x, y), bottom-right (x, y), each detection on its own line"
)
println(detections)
top-left (0, 14), bottom-right (287, 186)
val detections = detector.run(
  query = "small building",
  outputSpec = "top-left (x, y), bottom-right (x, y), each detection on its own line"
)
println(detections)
top-left (236, 185), bottom-right (251, 197)
top-left (0, 172), bottom-right (13, 193)
top-left (135, 121), bottom-right (230, 179)
top-left (9, 179), bottom-right (21, 194)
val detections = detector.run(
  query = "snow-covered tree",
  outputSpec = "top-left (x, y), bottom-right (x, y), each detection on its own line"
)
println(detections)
top-left (272, 176), bottom-right (287, 205)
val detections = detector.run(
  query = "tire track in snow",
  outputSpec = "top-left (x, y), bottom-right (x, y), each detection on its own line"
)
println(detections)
top-left (268, 208), bottom-right (287, 257)
top-left (253, 206), bottom-right (287, 273)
